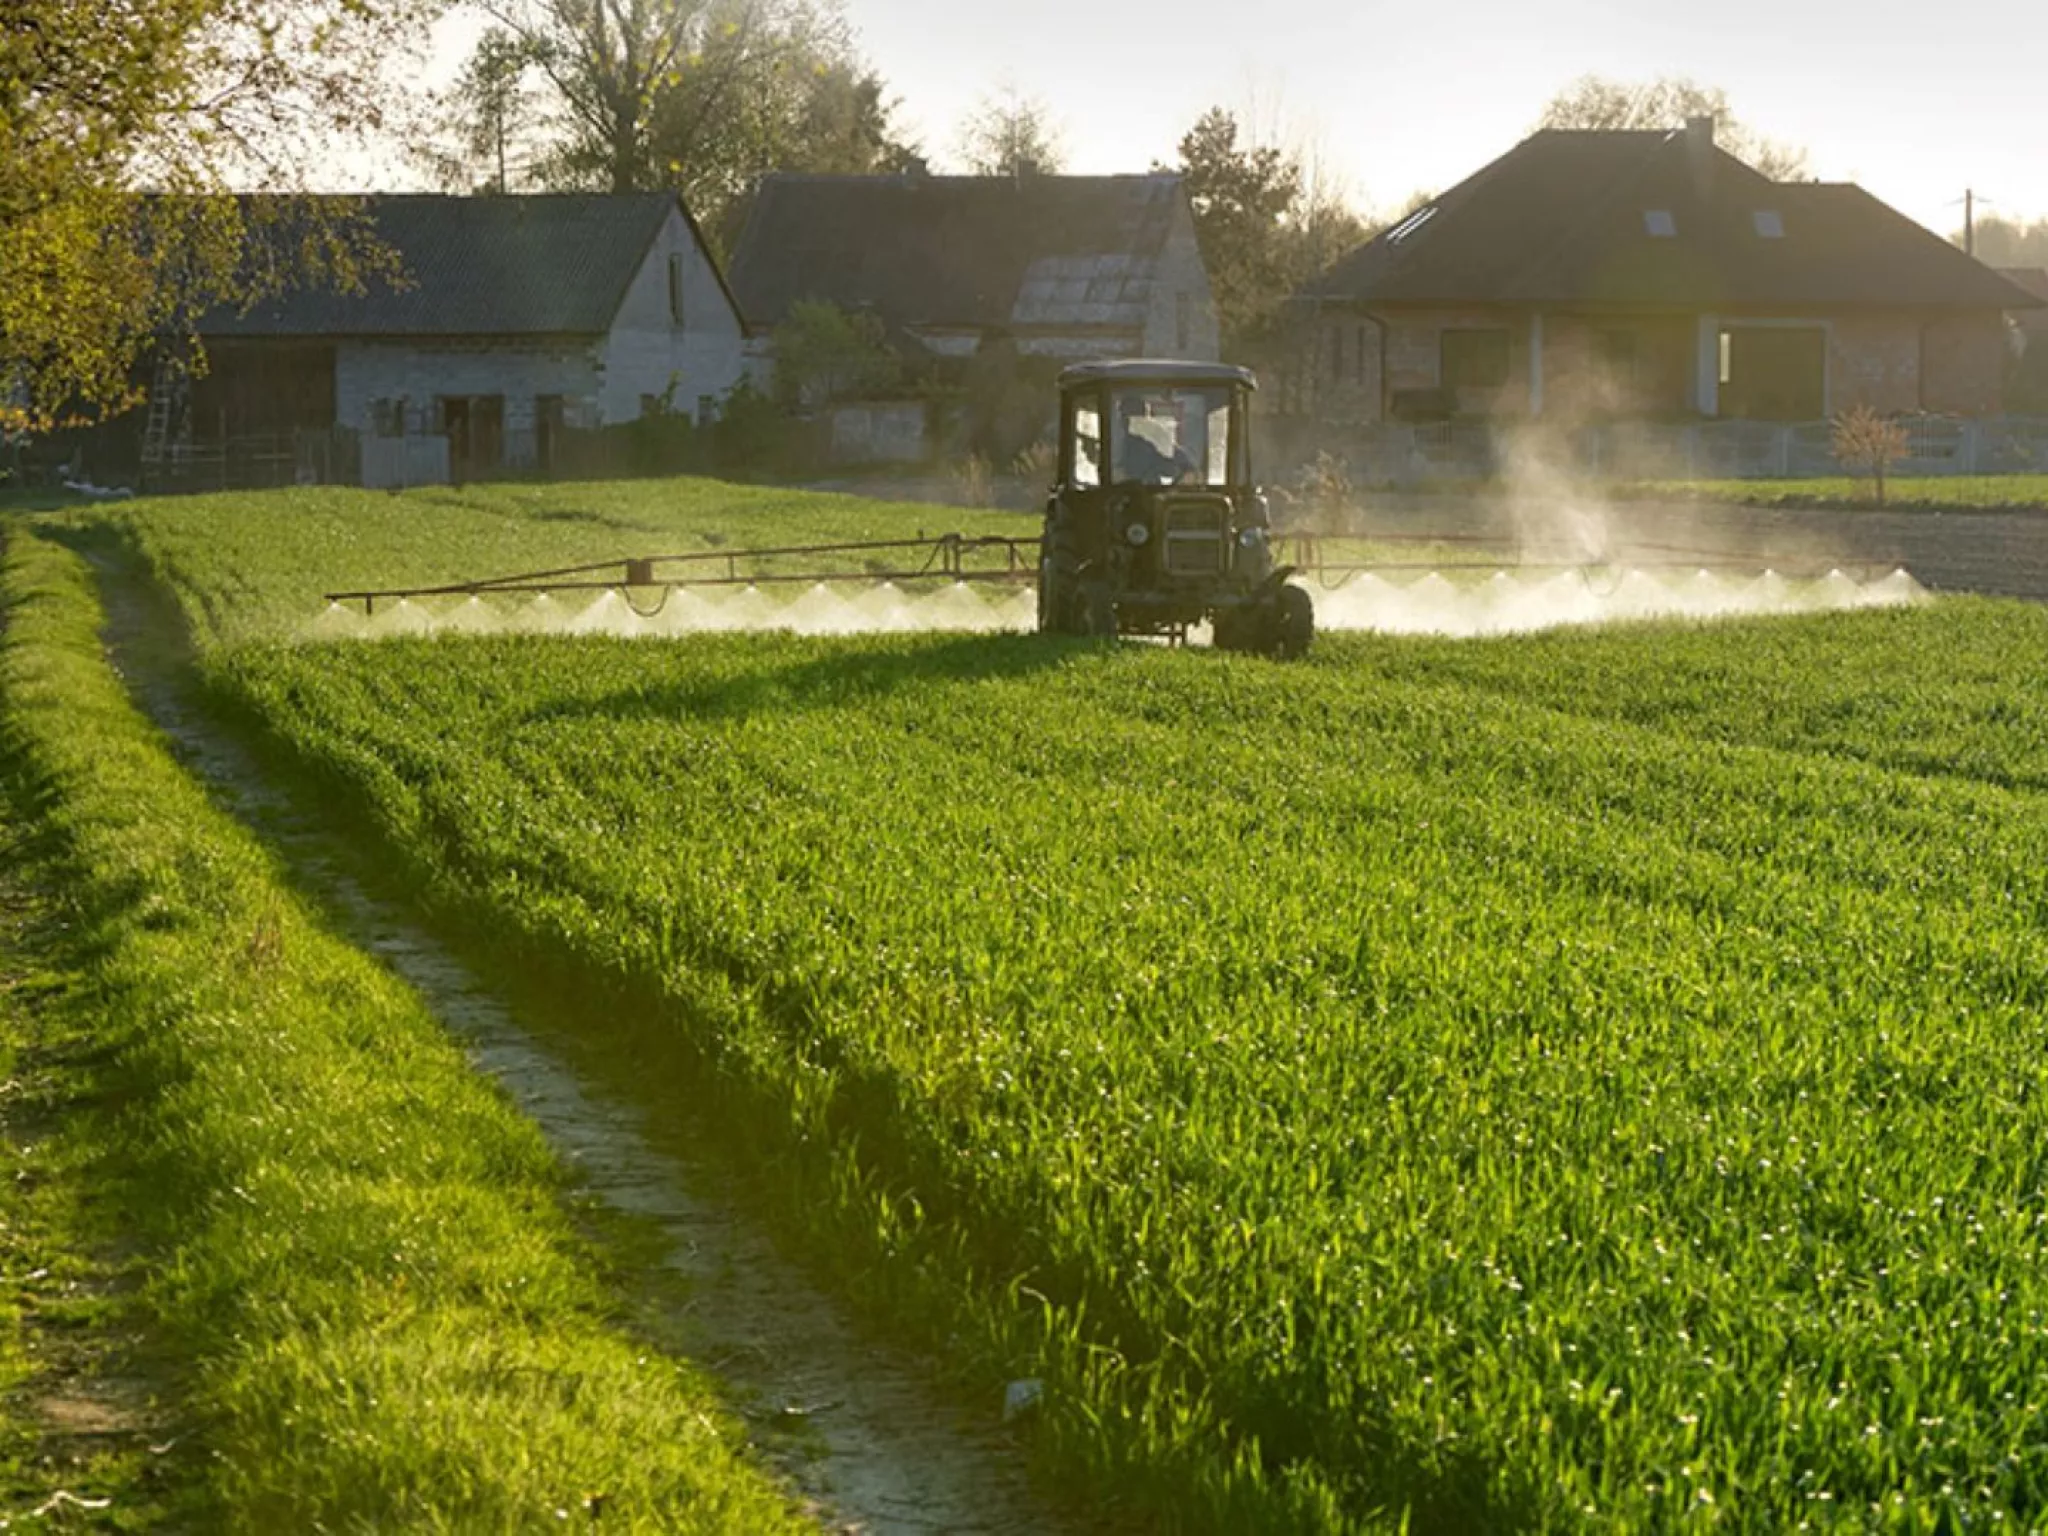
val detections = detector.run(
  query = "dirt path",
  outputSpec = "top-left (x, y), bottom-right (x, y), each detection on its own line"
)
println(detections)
top-left (88, 552), bottom-right (1092, 1536)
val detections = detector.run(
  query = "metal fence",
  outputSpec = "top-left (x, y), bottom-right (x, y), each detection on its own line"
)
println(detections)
top-left (1292, 416), bottom-right (2048, 486)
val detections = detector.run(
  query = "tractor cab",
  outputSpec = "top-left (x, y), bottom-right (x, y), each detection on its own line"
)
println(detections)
top-left (1038, 360), bottom-right (1313, 656)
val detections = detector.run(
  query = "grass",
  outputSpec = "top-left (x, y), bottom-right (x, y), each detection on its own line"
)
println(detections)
top-left (84, 477), bottom-right (1040, 649)
top-left (0, 525), bottom-right (810, 1531)
top-left (34, 473), bottom-right (2048, 1528)
top-left (188, 596), bottom-right (2048, 1530)
top-left (0, 797), bottom-right (181, 1527)
top-left (1616, 474), bottom-right (2048, 510)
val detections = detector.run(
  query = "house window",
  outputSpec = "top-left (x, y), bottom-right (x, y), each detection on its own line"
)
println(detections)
top-left (1357, 324), bottom-right (1369, 385)
top-left (668, 254), bottom-right (686, 324)
top-left (1441, 328), bottom-right (1511, 390)
top-left (640, 392), bottom-right (664, 418)
top-left (1753, 210), bottom-right (1785, 238)
top-left (697, 393), bottom-right (717, 424)
top-left (1644, 209), bottom-right (1677, 238)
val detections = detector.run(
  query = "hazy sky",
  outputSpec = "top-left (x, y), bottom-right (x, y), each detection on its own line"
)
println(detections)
top-left (423, 0), bottom-right (2046, 236)
top-left (845, 0), bottom-right (2045, 235)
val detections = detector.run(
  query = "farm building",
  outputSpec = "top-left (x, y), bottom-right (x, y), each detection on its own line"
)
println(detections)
top-left (177, 193), bottom-right (751, 486)
top-left (727, 172), bottom-right (1220, 367)
top-left (1294, 119), bottom-right (2045, 424)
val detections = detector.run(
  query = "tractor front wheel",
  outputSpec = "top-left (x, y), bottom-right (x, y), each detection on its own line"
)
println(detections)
top-left (1267, 583), bottom-right (1315, 659)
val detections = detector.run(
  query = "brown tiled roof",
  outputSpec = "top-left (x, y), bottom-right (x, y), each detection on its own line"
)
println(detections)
top-left (200, 194), bottom-right (730, 338)
top-left (727, 174), bottom-right (1188, 339)
top-left (1310, 131), bottom-right (2044, 312)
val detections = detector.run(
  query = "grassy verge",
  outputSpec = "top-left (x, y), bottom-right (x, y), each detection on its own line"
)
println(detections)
top-left (0, 526), bottom-right (808, 1532)
top-left (1613, 474), bottom-right (2048, 511)
top-left (0, 804), bottom-right (181, 1527)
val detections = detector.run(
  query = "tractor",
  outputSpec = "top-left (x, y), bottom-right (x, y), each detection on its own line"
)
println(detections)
top-left (1035, 360), bottom-right (1314, 657)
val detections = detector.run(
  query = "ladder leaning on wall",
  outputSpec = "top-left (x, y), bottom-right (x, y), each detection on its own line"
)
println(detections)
top-left (139, 354), bottom-right (187, 489)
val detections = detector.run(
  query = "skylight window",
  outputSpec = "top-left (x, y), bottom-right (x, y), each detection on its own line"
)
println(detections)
top-left (1753, 209), bottom-right (1785, 238)
top-left (1644, 210), bottom-right (1677, 238)
top-left (1387, 205), bottom-right (1439, 244)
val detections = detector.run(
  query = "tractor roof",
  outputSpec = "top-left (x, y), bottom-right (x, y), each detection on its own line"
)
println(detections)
top-left (1058, 360), bottom-right (1257, 391)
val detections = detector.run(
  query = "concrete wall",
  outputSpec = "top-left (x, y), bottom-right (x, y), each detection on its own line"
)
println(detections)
top-left (601, 205), bottom-right (752, 423)
top-left (828, 400), bottom-right (929, 464)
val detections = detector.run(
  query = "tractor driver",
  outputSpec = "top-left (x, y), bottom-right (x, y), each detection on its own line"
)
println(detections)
top-left (1112, 394), bottom-right (1194, 486)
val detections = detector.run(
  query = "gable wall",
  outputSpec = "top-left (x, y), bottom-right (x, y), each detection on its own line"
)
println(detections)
top-left (601, 206), bottom-right (754, 422)
top-left (1141, 201), bottom-right (1222, 361)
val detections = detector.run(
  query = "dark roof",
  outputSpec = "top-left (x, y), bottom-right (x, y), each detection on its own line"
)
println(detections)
top-left (1059, 360), bottom-right (1256, 390)
top-left (1310, 131), bottom-right (2044, 313)
top-left (201, 194), bottom-right (712, 338)
top-left (2002, 268), bottom-right (2048, 307)
top-left (727, 174), bottom-right (1189, 336)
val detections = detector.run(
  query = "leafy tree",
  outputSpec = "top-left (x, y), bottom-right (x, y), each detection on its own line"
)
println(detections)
top-left (1536, 76), bottom-right (1810, 181)
top-left (2, 0), bottom-right (432, 430)
top-left (1963, 215), bottom-right (2048, 269)
top-left (483, 0), bottom-right (912, 237)
top-left (1160, 108), bottom-right (1369, 352)
top-left (771, 300), bottom-right (899, 409)
top-left (417, 26), bottom-right (545, 194)
top-left (955, 87), bottom-right (1064, 178)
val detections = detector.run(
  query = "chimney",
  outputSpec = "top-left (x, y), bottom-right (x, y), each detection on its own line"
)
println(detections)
top-left (1684, 113), bottom-right (1717, 193)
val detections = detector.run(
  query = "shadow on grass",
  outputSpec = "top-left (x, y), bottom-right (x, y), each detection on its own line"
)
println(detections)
top-left (527, 630), bottom-right (1093, 724)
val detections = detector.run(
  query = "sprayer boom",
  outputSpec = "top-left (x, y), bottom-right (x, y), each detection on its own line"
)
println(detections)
top-left (324, 525), bottom-right (1900, 620)
top-left (324, 533), bottom-right (1041, 615)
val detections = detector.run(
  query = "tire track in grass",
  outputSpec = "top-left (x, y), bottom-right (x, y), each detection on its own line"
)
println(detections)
top-left (83, 544), bottom-right (1088, 1535)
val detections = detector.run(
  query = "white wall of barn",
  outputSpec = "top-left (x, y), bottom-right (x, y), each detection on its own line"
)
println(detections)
top-left (1142, 201), bottom-right (1221, 362)
top-left (334, 340), bottom-right (604, 467)
top-left (600, 206), bottom-right (754, 422)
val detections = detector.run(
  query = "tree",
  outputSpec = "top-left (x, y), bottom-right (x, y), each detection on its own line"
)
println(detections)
top-left (417, 27), bottom-right (545, 194)
top-left (772, 300), bottom-right (899, 409)
top-left (1962, 215), bottom-right (2048, 269)
top-left (1160, 108), bottom-right (1370, 351)
top-left (1831, 404), bottom-right (1909, 505)
top-left (2, 0), bottom-right (433, 430)
top-left (956, 87), bottom-right (1064, 178)
top-left (482, 0), bottom-right (913, 238)
top-left (1536, 76), bottom-right (1810, 181)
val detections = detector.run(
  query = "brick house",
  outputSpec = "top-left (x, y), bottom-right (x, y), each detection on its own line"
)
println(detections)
top-left (1298, 120), bottom-right (2043, 424)
top-left (190, 193), bottom-right (751, 483)
top-left (728, 172), bottom-right (1219, 366)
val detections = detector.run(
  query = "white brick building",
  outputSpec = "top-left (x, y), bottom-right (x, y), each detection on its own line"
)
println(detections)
top-left (195, 194), bottom-right (754, 485)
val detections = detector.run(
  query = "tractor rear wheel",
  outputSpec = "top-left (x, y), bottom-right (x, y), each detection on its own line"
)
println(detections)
top-left (1267, 583), bottom-right (1315, 659)
top-left (1038, 524), bottom-right (1083, 634)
